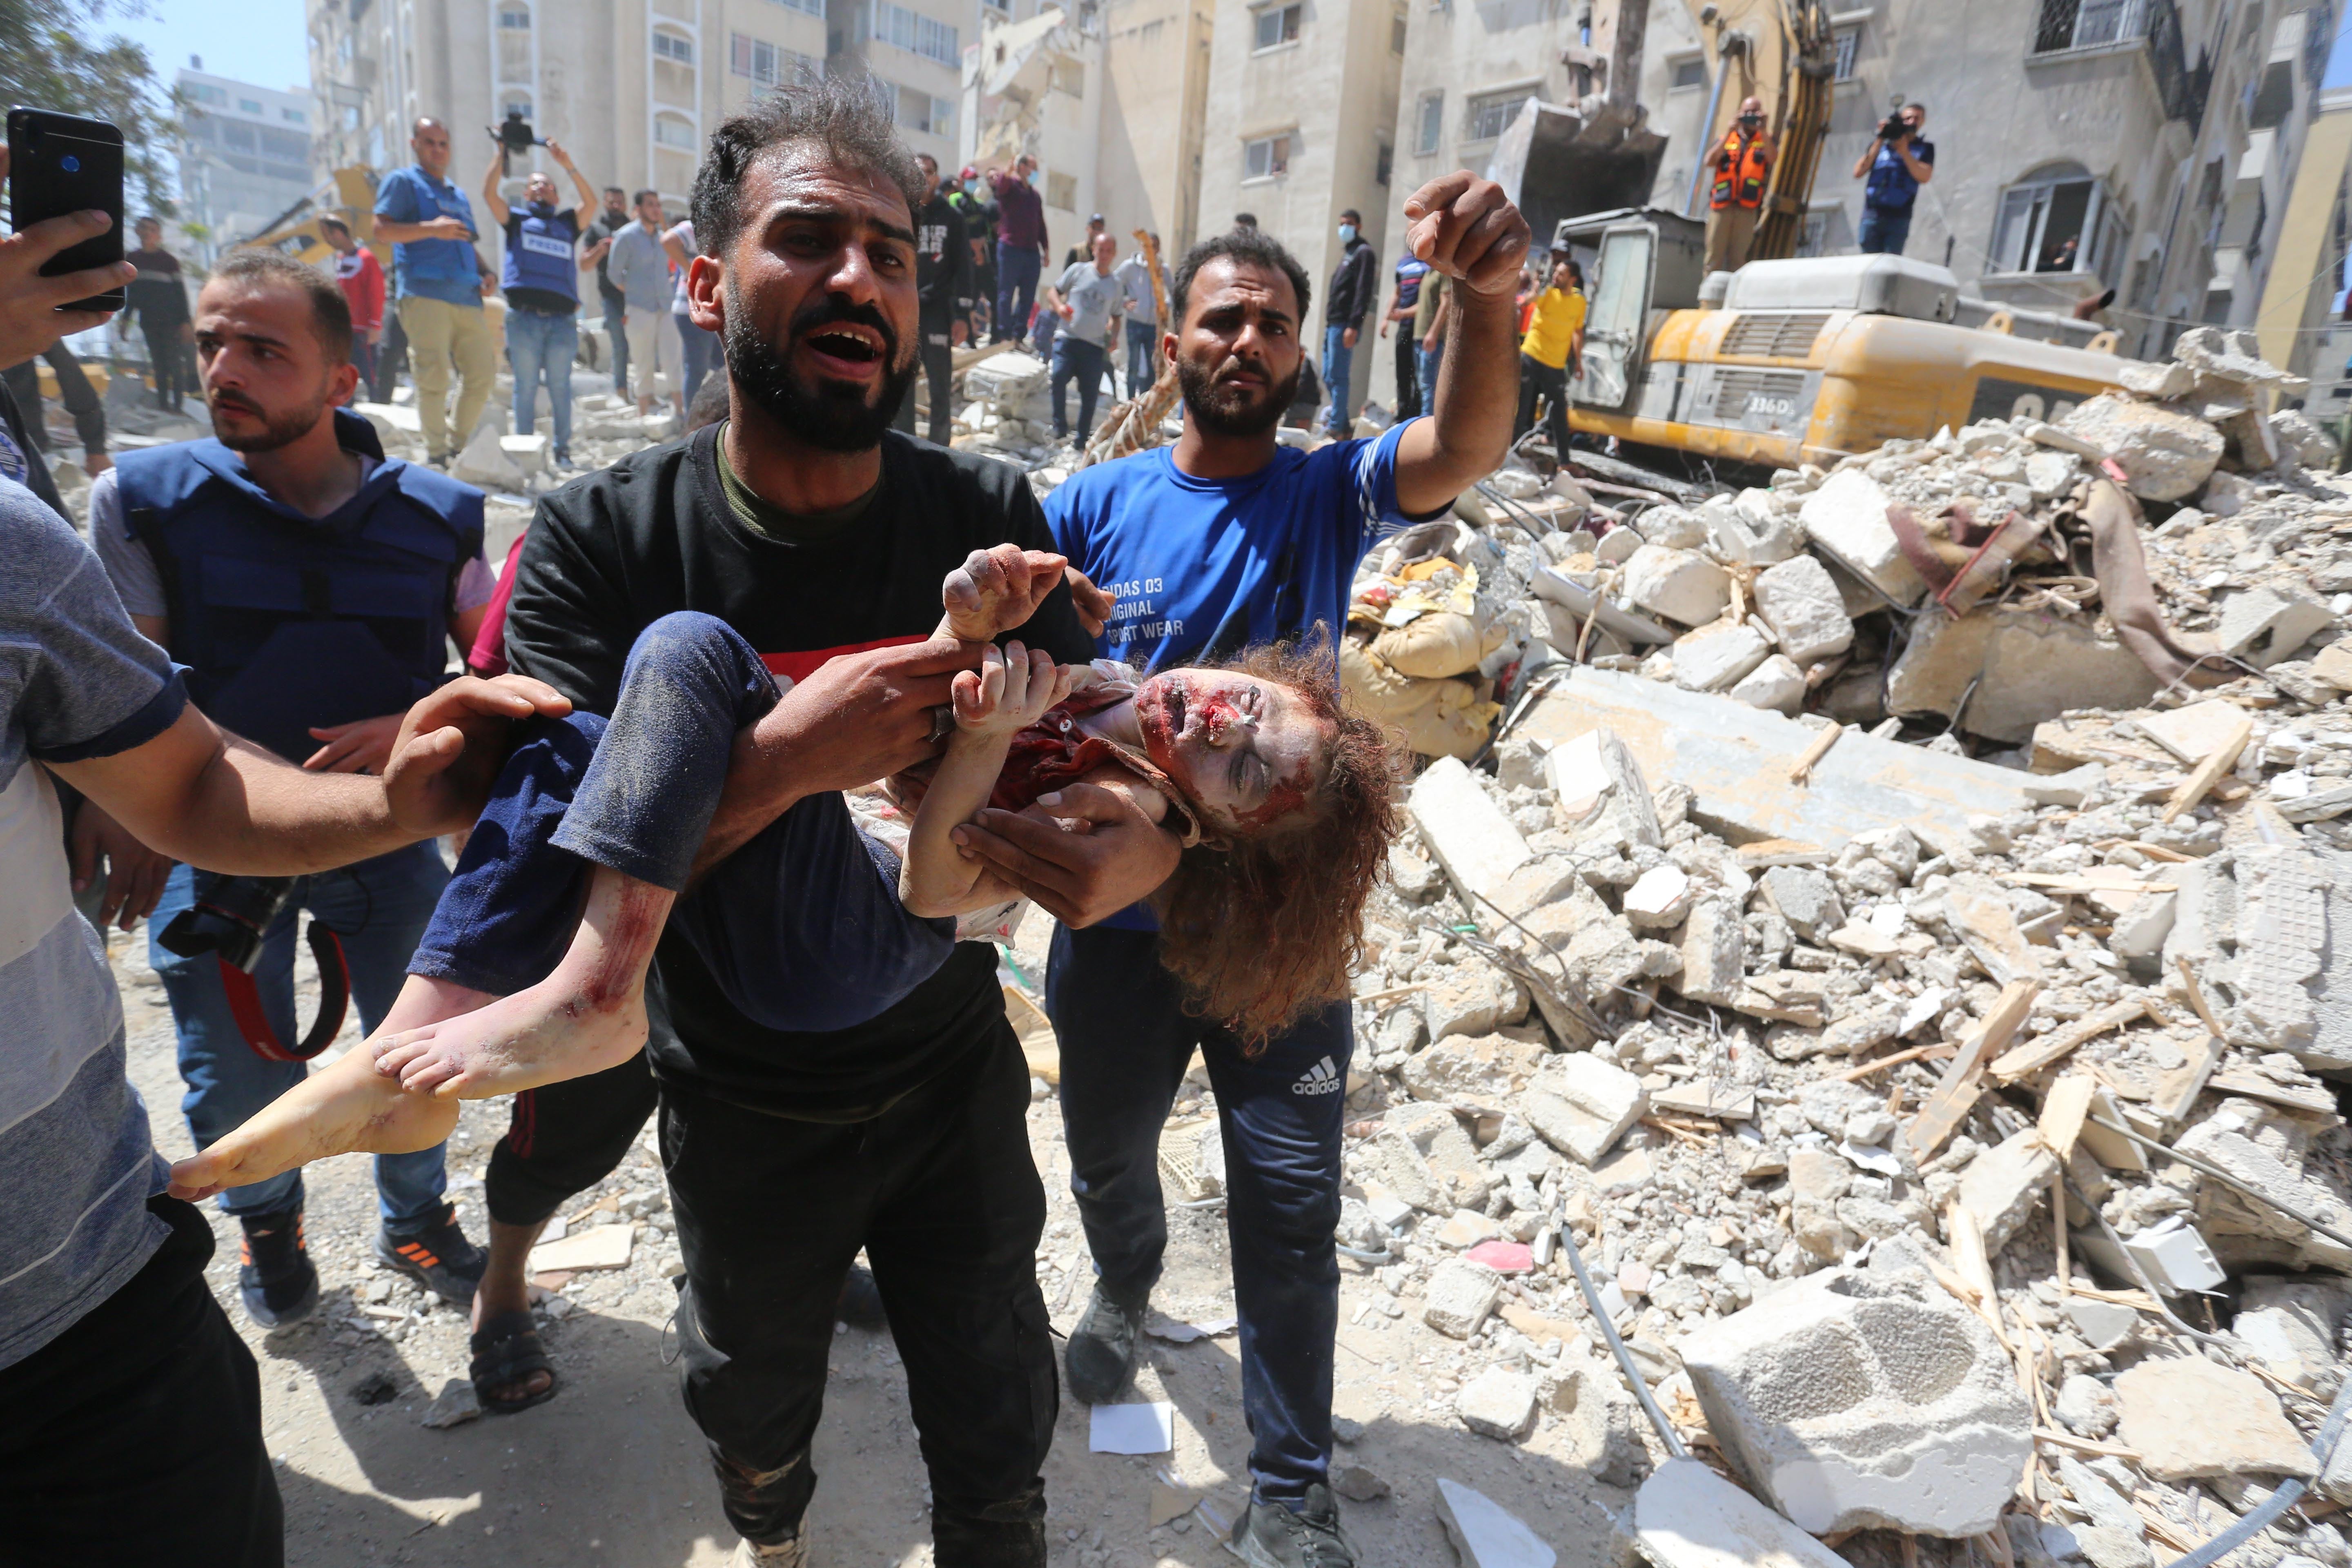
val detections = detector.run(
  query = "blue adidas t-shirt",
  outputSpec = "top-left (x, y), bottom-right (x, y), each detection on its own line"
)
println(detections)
top-left (1042, 416), bottom-right (1442, 926)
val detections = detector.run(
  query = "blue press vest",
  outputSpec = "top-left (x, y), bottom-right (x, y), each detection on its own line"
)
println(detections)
top-left (502, 204), bottom-right (579, 306)
top-left (114, 408), bottom-right (484, 763)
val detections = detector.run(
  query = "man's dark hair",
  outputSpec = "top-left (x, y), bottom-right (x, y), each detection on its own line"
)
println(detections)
top-left (915, 151), bottom-right (938, 173)
top-left (211, 248), bottom-right (353, 365)
top-left (1907, 101), bottom-right (1926, 115)
top-left (604, 185), bottom-right (626, 197)
top-left (1339, 208), bottom-right (1361, 223)
top-left (318, 214), bottom-right (350, 236)
top-left (1233, 212), bottom-right (1258, 229)
top-left (692, 76), bottom-right (924, 261)
top-left (1170, 227), bottom-right (1312, 325)
top-left (633, 188), bottom-right (660, 207)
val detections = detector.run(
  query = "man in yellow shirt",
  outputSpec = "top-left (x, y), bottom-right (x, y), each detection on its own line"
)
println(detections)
top-left (1514, 254), bottom-right (1584, 460)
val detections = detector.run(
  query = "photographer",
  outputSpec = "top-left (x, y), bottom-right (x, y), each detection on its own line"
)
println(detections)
top-left (1852, 100), bottom-right (1934, 256)
top-left (1704, 96), bottom-right (1776, 276)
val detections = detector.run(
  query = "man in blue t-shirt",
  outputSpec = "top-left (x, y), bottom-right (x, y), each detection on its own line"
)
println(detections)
top-left (1853, 100), bottom-right (1936, 257)
top-left (1009, 175), bottom-right (1529, 1567)
top-left (374, 118), bottom-right (495, 466)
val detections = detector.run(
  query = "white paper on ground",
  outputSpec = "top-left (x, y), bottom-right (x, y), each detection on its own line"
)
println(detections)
top-left (1089, 1402), bottom-right (1176, 1454)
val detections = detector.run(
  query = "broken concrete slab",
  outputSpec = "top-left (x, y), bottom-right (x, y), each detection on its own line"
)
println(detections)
top-left (1437, 1477), bottom-right (1559, 1568)
top-left (1672, 621), bottom-right (1771, 693)
top-left (1400, 1031), bottom-right (1549, 1102)
top-left (1967, 614), bottom-right (2163, 744)
top-left (1623, 544), bottom-right (1733, 627)
top-left (2051, 1457), bottom-right (2154, 1568)
top-left (1675, 899), bottom-right (1747, 1005)
top-left (1425, 1258), bottom-right (1504, 1339)
top-left (1728, 653), bottom-right (1807, 715)
top-left (1410, 756), bottom-right (1532, 906)
top-left (1523, 1052), bottom-right (1649, 1165)
top-left (2231, 842), bottom-right (2325, 1056)
top-left (1457, 1367), bottom-right (1540, 1441)
top-left (1519, 668), bottom-right (2034, 853)
top-left (1634, 1458), bottom-right (1856, 1568)
top-left (2235, 1276), bottom-right (2351, 1390)
top-left (1423, 958), bottom-right (1534, 1042)
top-left (2219, 586), bottom-right (2335, 668)
top-left (2174, 1100), bottom-right (2352, 1272)
top-left (1957, 1129), bottom-right (2059, 1254)
top-left (1677, 1265), bottom-right (2032, 1535)
top-left (1546, 726), bottom-right (1663, 851)
top-left (1799, 468), bottom-right (1928, 606)
top-left (1754, 555), bottom-right (1857, 666)
top-left (2058, 393), bottom-right (2225, 502)
top-left (2113, 1355), bottom-right (2316, 1480)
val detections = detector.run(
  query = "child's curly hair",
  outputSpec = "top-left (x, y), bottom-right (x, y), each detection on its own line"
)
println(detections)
top-left (1153, 631), bottom-right (1408, 1046)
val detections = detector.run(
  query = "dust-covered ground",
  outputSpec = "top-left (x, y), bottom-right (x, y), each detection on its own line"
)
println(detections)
top-left (106, 912), bottom-right (1629, 1568)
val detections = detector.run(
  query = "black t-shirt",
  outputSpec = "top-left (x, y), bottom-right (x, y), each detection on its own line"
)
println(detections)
top-left (502, 207), bottom-right (581, 316)
top-left (502, 424), bottom-right (1093, 1119)
top-left (913, 192), bottom-right (969, 318)
top-left (583, 209), bottom-right (633, 306)
top-left (123, 247), bottom-right (189, 329)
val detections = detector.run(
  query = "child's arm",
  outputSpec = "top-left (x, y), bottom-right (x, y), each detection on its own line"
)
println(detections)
top-left (939, 543), bottom-right (1071, 641)
top-left (902, 641), bottom-right (1075, 918)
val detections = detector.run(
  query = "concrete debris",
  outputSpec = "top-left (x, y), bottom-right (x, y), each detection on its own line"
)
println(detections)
top-left (1678, 1267), bottom-right (2033, 1535)
top-left (1753, 555), bottom-right (1857, 667)
top-left (1436, 1477), bottom-right (1559, 1568)
top-left (1456, 1365), bottom-right (1541, 1440)
top-left (421, 1376), bottom-right (482, 1429)
top-left (1523, 1052), bottom-right (1649, 1166)
top-left (2058, 393), bottom-right (2225, 501)
top-left (1633, 1458), bottom-right (1855, 1568)
top-left (1424, 1258), bottom-right (1504, 1339)
top-left (2112, 1356), bottom-right (2318, 1480)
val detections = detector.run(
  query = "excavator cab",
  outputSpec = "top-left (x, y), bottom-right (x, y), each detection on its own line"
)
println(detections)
top-left (1556, 208), bottom-right (1706, 413)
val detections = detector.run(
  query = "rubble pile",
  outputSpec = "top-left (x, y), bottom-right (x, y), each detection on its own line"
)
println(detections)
top-left (1210, 330), bottom-right (2352, 1565)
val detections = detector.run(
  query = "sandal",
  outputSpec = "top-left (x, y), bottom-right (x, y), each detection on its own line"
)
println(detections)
top-left (470, 1308), bottom-right (559, 1414)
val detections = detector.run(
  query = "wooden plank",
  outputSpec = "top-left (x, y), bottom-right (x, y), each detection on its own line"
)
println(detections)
top-left (2039, 1073), bottom-right (2098, 1159)
top-left (1838, 1041), bottom-right (1957, 1082)
top-left (1909, 979), bottom-right (2040, 1158)
top-left (1989, 999), bottom-right (2146, 1083)
top-left (2159, 713), bottom-right (2254, 823)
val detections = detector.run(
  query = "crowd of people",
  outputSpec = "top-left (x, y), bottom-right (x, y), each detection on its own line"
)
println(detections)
top-left (0, 78), bottom-right (1533, 1568)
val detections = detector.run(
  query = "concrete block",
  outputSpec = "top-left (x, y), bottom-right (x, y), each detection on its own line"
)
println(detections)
top-left (2053, 1373), bottom-right (2118, 1437)
top-left (1595, 525), bottom-right (1645, 564)
top-left (2114, 1356), bottom-right (2316, 1480)
top-left (2233, 843), bottom-right (2325, 1055)
top-left (2274, 408), bottom-right (2337, 468)
top-left (1673, 621), bottom-right (1772, 693)
top-left (2218, 587), bottom-right (2335, 667)
top-left (1359, 1127), bottom-right (1448, 1213)
top-left (1886, 608), bottom-right (1998, 723)
top-left (2176, 1101), bottom-right (2352, 1272)
top-left (1635, 1458), bottom-right (1858, 1568)
top-left (2312, 639), bottom-right (2352, 690)
top-left (1755, 555), bottom-right (1857, 666)
top-left (1761, 866), bottom-right (1844, 940)
top-left (1437, 1477), bottom-right (1559, 1568)
top-left (1675, 899), bottom-right (1747, 1005)
top-left (1423, 958), bottom-right (1532, 1041)
top-left (2051, 1457), bottom-right (2153, 1568)
top-left (1677, 1266), bottom-right (2032, 1535)
top-left (1729, 654), bottom-right (1807, 715)
top-left (1410, 757), bottom-right (1533, 908)
top-left (1523, 1052), bottom-right (1649, 1166)
top-left (1957, 1129), bottom-right (2059, 1254)
top-left (1968, 614), bottom-right (2161, 744)
top-left (1425, 1258), bottom-right (1503, 1339)
top-left (2025, 448), bottom-right (2082, 499)
top-left (1622, 544), bottom-right (1733, 628)
top-left (1546, 727), bottom-right (1663, 851)
top-left (2237, 1276), bottom-right (2352, 1392)
top-left (452, 423), bottom-right (527, 490)
top-left (1705, 492), bottom-right (1806, 566)
top-left (1624, 865), bottom-right (1694, 929)
top-left (2118, 358), bottom-right (2196, 398)
top-left (1457, 1367), bottom-right (1540, 1440)
top-left (1636, 505), bottom-right (1709, 550)
top-left (1401, 1031), bottom-right (1549, 1103)
top-left (2022, 763), bottom-right (2106, 807)
top-left (2058, 393), bottom-right (2225, 502)
top-left (2107, 889), bottom-right (2177, 961)
top-left (1799, 468), bottom-right (1927, 606)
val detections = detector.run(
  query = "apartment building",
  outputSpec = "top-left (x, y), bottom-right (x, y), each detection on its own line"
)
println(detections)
top-left (2254, 84), bottom-right (2352, 376)
top-left (174, 66), bottom-right (318, 265)
top-left (1194, 0), bottom-right (1411, 413)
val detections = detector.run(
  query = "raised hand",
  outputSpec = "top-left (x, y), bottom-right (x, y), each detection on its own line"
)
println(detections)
top-left (952, 641), bottom-right (1073, 737)
top-left (1401, 172), bottom-right (1532, 300)
top-left (940, 543), bottom-right (1069, 640)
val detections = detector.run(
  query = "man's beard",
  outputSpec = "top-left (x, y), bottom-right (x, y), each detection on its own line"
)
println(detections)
top-left (209, 391), bottom-right (325, 453)
top-left (723, 290), bottom-right (914, 453)
top-left (1177, 353), bottom-right (1300, 440)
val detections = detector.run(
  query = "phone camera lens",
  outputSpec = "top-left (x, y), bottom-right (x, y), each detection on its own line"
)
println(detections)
top-left (60, 154), bottom-right (79, 173)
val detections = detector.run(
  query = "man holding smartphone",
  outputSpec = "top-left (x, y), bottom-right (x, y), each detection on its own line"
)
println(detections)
top-left (373, 117), bottom-right (495, 466)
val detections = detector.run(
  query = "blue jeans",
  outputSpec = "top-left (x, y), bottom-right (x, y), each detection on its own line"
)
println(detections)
top-left (601, 291), bottom-right (629, 392)
top-left (1051, 333), bottom-right (1108, 441)
top-left (1418, 341), bottom-right (1443, 406)
top-left (1124, 317), bottom-right (1158, 394)
top-left (1047, 923), bottom-right (1351, 1506)
top-left (150, 843), bottom-right (453, 1225)
top-left (506, 307), bottom-right (577, 458)
top-left (1858, 205), bottom-right (1913, 255)
top-left (676, 310), bottom-right (721, 406)
top-left (1320, 322), bottom-right (1356, 434)
top-left (995, 243), bottom-right (1042, 343)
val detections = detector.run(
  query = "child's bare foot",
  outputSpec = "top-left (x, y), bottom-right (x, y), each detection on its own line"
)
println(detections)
top-left (373, 866), bottom-right (672, 1099)
top-left (167, 1046), bottom-right (459, 1201)
top-left (941, 543), bottom-right (1068, 640)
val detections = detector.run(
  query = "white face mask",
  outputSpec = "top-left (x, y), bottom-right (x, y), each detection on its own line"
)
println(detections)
top-left (1337, 223), bottom-right (1358, 243)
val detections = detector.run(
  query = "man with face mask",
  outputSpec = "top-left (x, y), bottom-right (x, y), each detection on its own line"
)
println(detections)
top-left (1022, 178), bottom-right (1530, 1568)
top-left (77, 249), bottom-right (499, 1330)
top-left (495, 77), bottom-right (1183, 1566)
top-left (1319, 207), bottom-right (1379, 437)
top-left (481, 136), bottom-right (601, 468)
top-left (1706, 96), bottom-right (1777, 276)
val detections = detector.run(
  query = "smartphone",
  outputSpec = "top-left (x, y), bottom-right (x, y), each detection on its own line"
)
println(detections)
top-left (7, 107), bottom-right (126, 314)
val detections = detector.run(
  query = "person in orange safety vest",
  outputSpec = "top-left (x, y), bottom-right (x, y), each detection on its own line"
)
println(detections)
top-left (1704, 96), bottom-right (1777, 277)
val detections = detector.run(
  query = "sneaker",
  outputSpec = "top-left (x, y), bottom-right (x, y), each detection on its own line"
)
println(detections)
top-left (1227, 1484), bottom-right (1358, 1568)
top-left (732, 1533), bottom-right (809, 1566)
top-left (238, 1208), bottom-right (319, 1328)
top-left (375, 1201), bottom-right (488, 1305)
top-left (1064, 1283), bottom-right (1147, 1405)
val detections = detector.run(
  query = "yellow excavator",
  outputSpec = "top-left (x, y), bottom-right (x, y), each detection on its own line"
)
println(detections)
top-left (1491, 0), bottom-right (2132, 475)
top-left (234, 166), bottom-right (391, 271)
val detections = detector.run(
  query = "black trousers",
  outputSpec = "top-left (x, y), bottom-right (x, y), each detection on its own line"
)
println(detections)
top-left (0, 344), bottom-right (105, 457)
top-left (486, 1052), bottom-right (659, 1227)
top-left (0, 1196), bottom-right (282, 1568)
top-left (893, 309), bottom-right (958, 445)
top-left (664, 1025), bottom-right (1054, 1563)
top-left (144, 321), bottom-right (196, 409)
top-left (371, 310), bottom-right (410, 405)
top-left (1395, 326), bottom-right (1422, 419)
top-left (1514, 352), bottom-right (1570, 459)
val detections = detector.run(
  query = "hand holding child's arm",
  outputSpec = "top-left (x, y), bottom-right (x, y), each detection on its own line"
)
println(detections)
top-left (939, 543), bottom-right (1070, 641)
top-left (901, 643), bottom-right (1074, 917)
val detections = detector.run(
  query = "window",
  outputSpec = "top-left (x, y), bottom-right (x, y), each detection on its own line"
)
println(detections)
top-left (1243, 132), bottom-right (1292, 180)
top-left (1464, 89), bottom-right (1531, 142)
top-left (1047, 170), bottom-right (1078, 209)
top-left (1376, 136), bottom-right (1393, 185)
top-left (1799, 209), bottom-right (1831, 256)
top-left (502, 93), bottom-right (534, 119)
top-left (1051, 58), bottom-right (1085, 95)
top-left (761, 0), bottom-right (825, 16)
top-left (281, 106), bottom-right (307, 123)
top-left (654, 112), bottom-right (699, 149)
top-left (868, 1), bottom-right (960, 67)
top-left (1832, 26), bottom-right (1859, 78)
top-left (2031, 0), bottom-right (2147, 53)
top-left (733, 33), bottom-right (821, 85)
top-left (1416, 91), bottom-right (1443, 154)
top-left (187, 82), bottom-right (228, 106)
top-left (239, 97), bottom-right (264, 114)
top-left (497, 3), bottom-right (530, 25)
top-left (654, 27), bottom-right (695, 62)
top-left (1990, 163), bottom-right (2125, 278)
top-left (1254, 3), bottom-right (1302, 49)
top-left (885, 80), bottom-right (956, 136)
top-left (1669, 55), bottom-right (1706, 89)
top-left (1392, 10), bottom-right (1408, 51)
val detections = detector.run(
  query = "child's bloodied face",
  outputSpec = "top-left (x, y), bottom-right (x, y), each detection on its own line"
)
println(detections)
top-left (1135, 670), bottom-right (1329, 834)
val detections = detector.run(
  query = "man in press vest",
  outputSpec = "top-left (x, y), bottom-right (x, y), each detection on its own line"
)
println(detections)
top-left (374, 117), bottom-right (496, 466)
top-left (481, 134), bottom-right (601, 469)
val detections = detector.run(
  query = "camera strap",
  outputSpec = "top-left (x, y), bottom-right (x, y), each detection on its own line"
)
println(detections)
top-left (217, 921), bottom-right (353, 1063)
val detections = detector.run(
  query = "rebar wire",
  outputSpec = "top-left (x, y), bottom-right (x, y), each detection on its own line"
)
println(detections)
top-left (2095, 1118), bottom-right (2352, 1258)
top-left (1557, 1215), bottom-right (1690, 1460)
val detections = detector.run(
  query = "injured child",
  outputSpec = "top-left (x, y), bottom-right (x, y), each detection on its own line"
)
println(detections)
top-left (169, 546), bottom-right (1404, 1201)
